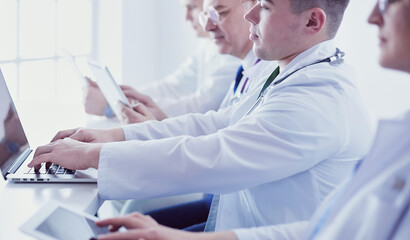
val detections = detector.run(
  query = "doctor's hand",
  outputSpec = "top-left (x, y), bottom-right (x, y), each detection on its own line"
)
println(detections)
top-left (95, 212), bottom-right (238, 240)
top-left (83, 77), bottom-right (108, 116)
top-left (120, 85), bottom-right (168, 121)
top-left (96, 212), bottom-right (196, 240)
top-left (120, 102), bottom-right (157, 124)
top-left (51, 128), bottom-right (125, 144)
top-left (28, 138), bottom-right (102, 170)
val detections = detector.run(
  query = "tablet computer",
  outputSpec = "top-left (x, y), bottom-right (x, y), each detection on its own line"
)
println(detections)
top-left (20, 201), bottom-right (109, 240)
top-left (87, 61), bottom-right (132, 123)
top-left (62, 49), bottom-right (90, 87)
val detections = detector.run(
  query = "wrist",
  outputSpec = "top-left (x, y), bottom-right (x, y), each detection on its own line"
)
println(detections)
top-left (88, 143), bottom-right (103, 169)
top-left (112, 128), bottom-right (125, 141)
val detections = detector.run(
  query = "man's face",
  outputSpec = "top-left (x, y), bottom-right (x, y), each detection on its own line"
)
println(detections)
top-left (203, 0), bottom-right (253, 59)
top-left (368, 0), bottom-right (410, 72)
top-left (244, 0), bottom-right (306, 62)
top-left (182, 0), bottom-right (208, 37)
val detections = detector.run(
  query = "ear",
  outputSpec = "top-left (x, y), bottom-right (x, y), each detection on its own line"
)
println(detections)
top-left (303, 8), bottom-right (326, 35)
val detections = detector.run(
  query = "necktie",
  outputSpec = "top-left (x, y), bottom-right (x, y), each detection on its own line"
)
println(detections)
top-left (239, 59), bottom-right (262, 94)
top-left (233, 65), bottom-right (244, 93)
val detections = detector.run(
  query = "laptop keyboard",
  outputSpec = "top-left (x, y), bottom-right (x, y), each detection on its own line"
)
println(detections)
top-left (25, 163), bottom-right (76, 175)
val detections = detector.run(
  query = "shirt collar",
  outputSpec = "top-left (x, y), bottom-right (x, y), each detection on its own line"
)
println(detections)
top-left (278, 39), bottom-right (339, 79)
top-left (242, 50), bottom-right (258, 71)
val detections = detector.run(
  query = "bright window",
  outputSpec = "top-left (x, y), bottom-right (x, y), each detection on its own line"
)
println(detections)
top-left (0, 0), bottom-right (96, 104)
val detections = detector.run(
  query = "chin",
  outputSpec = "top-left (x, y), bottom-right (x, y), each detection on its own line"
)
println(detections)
top-left (379, 53), bottom-right (395, 69)
top-left (253, 46), bottom-right (271, 61)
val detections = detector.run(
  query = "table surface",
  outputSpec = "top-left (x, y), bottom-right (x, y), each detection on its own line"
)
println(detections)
top-left (0, 102), bottom-right (102, 239)
top-left (0, 180), bottom-right (100, 239)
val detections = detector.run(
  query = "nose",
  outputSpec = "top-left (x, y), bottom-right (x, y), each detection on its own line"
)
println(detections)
top-left (204, 16), bottom-right (217, 32)
top-left (186, 8), bottom-right (192, 21)
top-left (367, 3), bottom-right (383, 26)
top-left (244, 3), bottom-right (259, 25)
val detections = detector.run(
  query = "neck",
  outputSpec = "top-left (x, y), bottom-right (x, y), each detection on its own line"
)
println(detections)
top-left (277, 51), bottom-right (302, 70)
top-left (277, 38), bottom-right (330, 70)
top-left (237, 43), bottom-right (254, 59)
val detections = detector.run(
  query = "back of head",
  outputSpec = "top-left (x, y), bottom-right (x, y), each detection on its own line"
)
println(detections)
top-left (289, 0), bottom-right (350, 38)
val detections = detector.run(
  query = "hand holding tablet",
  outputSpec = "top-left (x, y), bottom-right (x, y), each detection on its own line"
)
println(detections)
top-left (20, 201), bottom-right (109, 240)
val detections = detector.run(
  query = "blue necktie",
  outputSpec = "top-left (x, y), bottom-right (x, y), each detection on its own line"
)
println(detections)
top-left (233, 65), bottom-right (244, 93)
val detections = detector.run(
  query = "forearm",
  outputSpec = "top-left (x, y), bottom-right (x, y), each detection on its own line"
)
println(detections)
top-left (109, 128), bottom-right (126, 142)
top-left (122, 109), bottom-right (230, 141)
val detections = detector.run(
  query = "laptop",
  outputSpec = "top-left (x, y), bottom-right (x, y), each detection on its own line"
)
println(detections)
top-left (0, 69), bottom-right (97, 183)
top-left (87, 61), bottom-right (132, 123)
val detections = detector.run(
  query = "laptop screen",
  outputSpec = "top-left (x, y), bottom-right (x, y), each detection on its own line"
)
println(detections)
top-left (0, 69), bottom-right (30, 178)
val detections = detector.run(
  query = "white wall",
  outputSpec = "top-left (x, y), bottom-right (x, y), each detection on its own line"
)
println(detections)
top-left (97, 0), bottom-right (198, 87)
top-left (120, 0), bottom-right (199, 87)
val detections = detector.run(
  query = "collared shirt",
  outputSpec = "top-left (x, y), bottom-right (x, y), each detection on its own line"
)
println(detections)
top-left (140, 39), bottom-right (242, 117)
top-left (233, 109), bottom-right (410, 240)
top-left (219, 51), bottom-right (275, 109)
top-left (98, 40), bottom-right (373, 231)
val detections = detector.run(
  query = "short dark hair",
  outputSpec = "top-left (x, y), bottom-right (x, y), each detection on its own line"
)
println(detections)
top-left (289, 0), bottom-right (350, 38)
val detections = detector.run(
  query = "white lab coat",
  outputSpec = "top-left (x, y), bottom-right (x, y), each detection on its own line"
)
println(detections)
top-left (140, 39), bottom-right (242, 117)
top-left (233, 111), bottom-right (410, 240)
top-left (98, 40), bottom-right (373, 230)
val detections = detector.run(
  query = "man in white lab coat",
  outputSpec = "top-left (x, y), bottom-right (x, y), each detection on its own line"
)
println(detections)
top-left (83, 0), bottom-right (242, 123)
top-left (101, 0), bottom-right (277, 222)
top-left (29, 0), bottom-right (373, 233)
top-left (92, 0), bottom-right (410, 239)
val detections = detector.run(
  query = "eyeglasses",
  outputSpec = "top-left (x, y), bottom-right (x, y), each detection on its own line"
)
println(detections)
top-left (198, 0), bottom-right (255, 28)
top-left (377, 0), bottom-right (400, 14)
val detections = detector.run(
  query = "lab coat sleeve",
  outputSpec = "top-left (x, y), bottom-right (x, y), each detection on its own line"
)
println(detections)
top-left (98, 78), bottom-right (348, 200)
top-left (121, 106), bottom-right (234, 141)
top-left (233, 221), bottom-right (309, 240)
top-left (156, 54), bottom-right (240, 117)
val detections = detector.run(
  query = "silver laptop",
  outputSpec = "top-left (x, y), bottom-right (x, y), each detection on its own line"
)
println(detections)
top-left (0, 69), bottom-right (97, 183)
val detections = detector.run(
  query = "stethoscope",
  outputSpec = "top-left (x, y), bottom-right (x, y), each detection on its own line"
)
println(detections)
top-left (244, 48), bottom-right (345, 116)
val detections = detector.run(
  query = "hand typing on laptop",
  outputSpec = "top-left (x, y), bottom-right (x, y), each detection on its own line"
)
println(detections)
top-left (27, 128), bottom-right (125, 171)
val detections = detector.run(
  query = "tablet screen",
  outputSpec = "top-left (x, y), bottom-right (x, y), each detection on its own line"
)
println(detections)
top-left (36, 207), bottom-right (108, 240)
